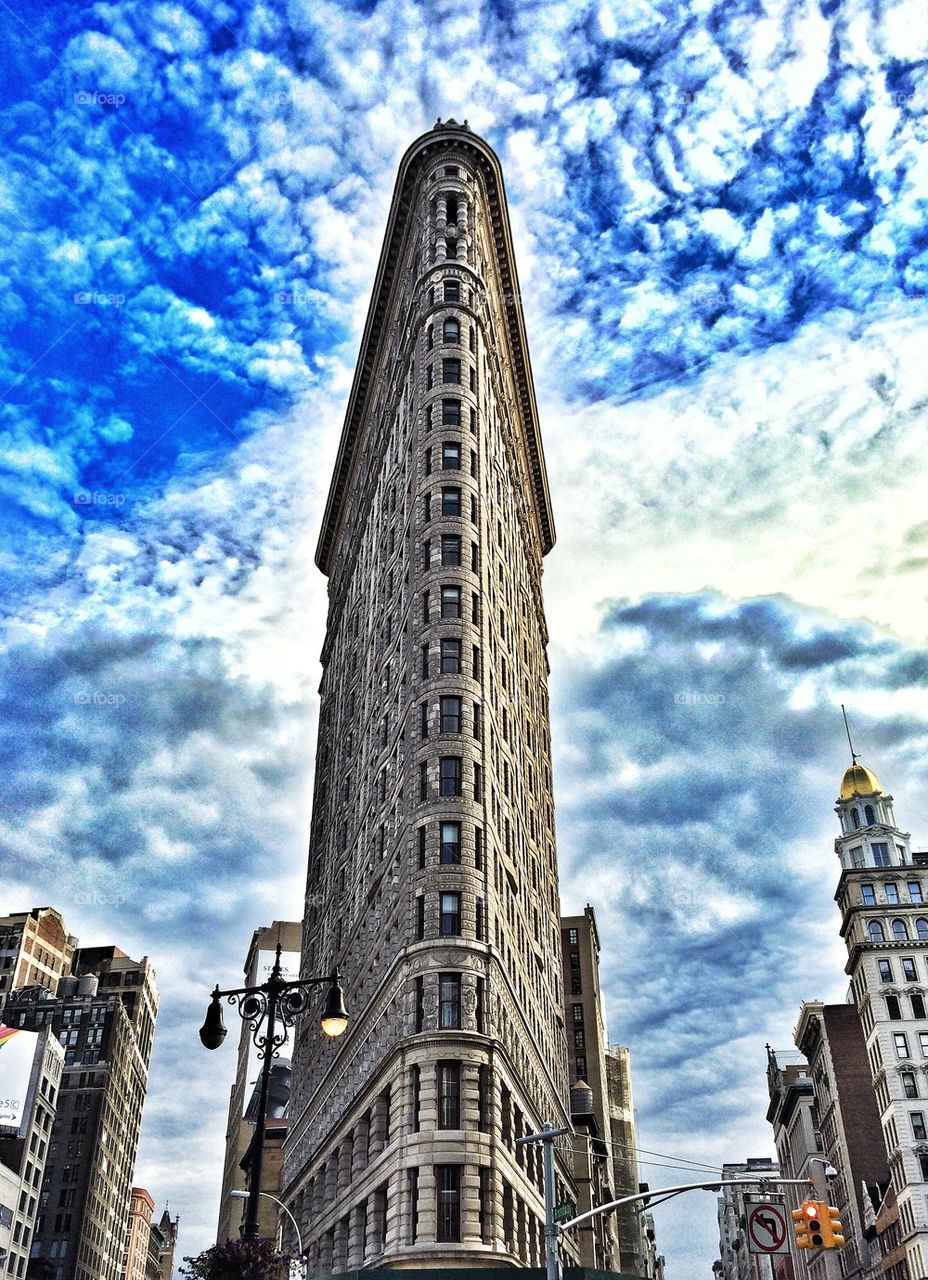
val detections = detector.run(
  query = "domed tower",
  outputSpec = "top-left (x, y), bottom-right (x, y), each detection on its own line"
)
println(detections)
top-left (283, 122), bottom-right (577, 1273)
top-left (834, 759), bottom-right (911, 872)
top-left (835, 748), bottom-right (928, 1278)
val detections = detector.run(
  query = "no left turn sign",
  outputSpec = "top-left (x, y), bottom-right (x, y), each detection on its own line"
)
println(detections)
top-left (746, 1202), bottom-right (789, 1255)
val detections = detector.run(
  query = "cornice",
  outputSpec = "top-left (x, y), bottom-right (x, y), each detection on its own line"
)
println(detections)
top-left (315, 123), bottom-right (555, 575)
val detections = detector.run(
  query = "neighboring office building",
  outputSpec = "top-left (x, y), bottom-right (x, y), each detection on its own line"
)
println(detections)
top-left (765, 1046), bottom-right (821, 1280)
top-left (0, 912), bottom-right (76, 1012)
top-left (832, 758), bottom-right (928, 1278)
top-left (216, 922), bottom-right (301, 1246)
top-left (561, 909), bottom-right (648, 1274)
top-left (145, 1206), bottom-right (178, 1280)
top-left (0, 1027), bottom-right (64, 1279)
top-left (5, 940), bottom-right (158, 1280)
top-left (715, 1157), bottom-right (780, 1280)
top-left (793, 1002), bottom-right (890, 1280)
top-left (122, 1188), bottom-right (154, 1280)
top-left (284, 119), bottom-right (580, 1271)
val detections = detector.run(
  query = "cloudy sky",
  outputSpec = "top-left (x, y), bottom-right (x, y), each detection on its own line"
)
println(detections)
top-left (2, 0), bottom-right (927, 1273)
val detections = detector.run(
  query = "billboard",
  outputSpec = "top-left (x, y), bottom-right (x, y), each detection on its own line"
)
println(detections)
top-left (242, 951), bottom-right (299, 1120)
top-left (0, 1026), bottom-right (40, 1133)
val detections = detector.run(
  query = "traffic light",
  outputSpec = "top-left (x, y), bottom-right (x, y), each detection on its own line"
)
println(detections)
top-left (822, 1204), bottom-right (845, 1248)
top-left (792, 1200), bottom-right (825, 1248)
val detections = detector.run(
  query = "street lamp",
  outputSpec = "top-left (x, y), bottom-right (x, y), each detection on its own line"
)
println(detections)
top-left (230, 1189), bottom-right (304, 1276)
top-left (200, 944), bottom-right (348, 1241)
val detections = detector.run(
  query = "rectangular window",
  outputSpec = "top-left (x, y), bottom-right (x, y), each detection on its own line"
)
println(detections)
top-left (873, 842), bottom-right (891, 866)
top-left (474, 825), bottom-right (483, 869)
top-left (470, 367), bottom-right (477, 392)
top-left (476, 897), bottom-right (485, 940)
top-left (440, 892), bottom-right (461, 935)
top-left (913, 1113), bottom-right (928, 1141)
top-left (425, 447), bottom-right (433, 474)
top-left (442, 486), bottom-right (461, 517)
top-left (476, 975), bottom-right (485, 1034)
top-left (416, 895), bottom-right (425, 940)
top-left (439, 974), bottom-right (461, 1029)
top-left (471, 541), bottom-right (479, 573)
top-left (440, 696), bottom-right (462, 734)
top-left (419, 762), bottom-right (428, 801)
top-left (472, 645), bottom-right (481, 678)
top-left (442, 399), bottom-right (461, 425)
top-left (473, 701), bottom-right (481, 737)
top-left (442, 358), bottom-right (461, 384)
top-left (444, 280), bottom-right (460, 303)
top-left (408, 1167), bottom-right (419, 1244)
top-left (436, 1165), bottom-right (461, 1242)
top-left (572, 1003), bottom-right (584, 1024)
top-left (895, 1032), bottom-right (911, 1059)
top-left (437, 1062), bottom-right (461, 1128)
top-left (576, 1055), bottom-right (587, 1079)
top-left (470, 494), bottom-right (478, 524)
top-left (441, 586), bottom-right (461, 619)
top-left (415, 976), bottom-right (424, 1032)
top-left (571, 973), bottom-right (582, 994)
top-left (886, 882), bottom-right (900, 904)
top-left (441, 534), bottom-right (462, 566)
top-left (473, 762), bottom-right (482, 800)
top-left (440, 821), bottom-right (461, 864)
top-left (421, 643), bottom-right (430, 677)
top-left (422, 539), bottom-right (431, 570)
top-left (470, 449), bottom-right (478, 477)
top-left (442, 441), bottom-right (461, 470)
top-left (903, 1071), bottom-right (919, 1099)
top-left (914, 994), bottom-right (927, 1019)
top-left (441, 639), bottom-right (462, 673)
top-left (427, 364), bottom-right (434, 390)
top-left (423, 492), bottom-right (431, 521)
top-left (422, 590), bottom-right (430, 624)
top-left (440, 757), bottom-right (462, 797)
top-left (418, 826), bottom-right (427, 870)
top-left (421, 701), bottom-right (429, 739)
top-left (904, 958), bottom-right (918, 982)
top-left (574, 1028), bottom-right (585, 1047)
top-left (879, 959), bottom-right (894, 983)
top-left (888, 995), bottom-right (902, 1020)
top-left (568, 928), bottom-right (579, 945)
top-left (861, 883), bottom-right (875, 905)
top-left (920, 1031), bottom-right (928, 1057)
top-left (911, 882), bottom-right (924, 903)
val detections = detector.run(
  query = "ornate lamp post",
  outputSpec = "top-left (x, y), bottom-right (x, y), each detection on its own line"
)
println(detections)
top-left (199, 944), bottom-right (348, 1242)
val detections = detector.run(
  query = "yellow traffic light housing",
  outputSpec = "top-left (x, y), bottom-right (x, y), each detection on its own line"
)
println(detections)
top-left (823, 1204), bottom-right (845, 1248)
top-left (792, 1200), bottom-right (825, 1249)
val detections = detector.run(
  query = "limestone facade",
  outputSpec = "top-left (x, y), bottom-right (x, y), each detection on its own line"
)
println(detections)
top-left (283, 121), bottom-right (578, 1270)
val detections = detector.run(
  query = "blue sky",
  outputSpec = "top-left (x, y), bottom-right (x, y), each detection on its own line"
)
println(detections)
top-left (2, 0), bottom-right (927, 1273)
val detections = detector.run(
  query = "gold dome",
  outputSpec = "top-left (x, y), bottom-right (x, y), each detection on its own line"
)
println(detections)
top-left (840, 762), bottom-right (882, 799)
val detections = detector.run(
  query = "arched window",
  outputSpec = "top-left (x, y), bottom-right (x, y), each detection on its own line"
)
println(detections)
top-left (851, 808), bottom-right (860, 829)
top-left (443, 317), bottom-right (459, 344)
top-left (868, 921), bottom-right (885, 941)
top-left (917, 918), bottom-right (928, 941)
top-left (892, 919), bottom-right (909, 941)
top-left (865, 804), bottom-right (876, 825)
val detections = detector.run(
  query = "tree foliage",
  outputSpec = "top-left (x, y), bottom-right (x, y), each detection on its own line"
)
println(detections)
top-left (179, 1238), bottom-right (291, 1280)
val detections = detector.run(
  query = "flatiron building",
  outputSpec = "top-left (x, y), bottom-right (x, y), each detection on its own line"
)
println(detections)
top-left (284, 119), bottom-right (579, 1271)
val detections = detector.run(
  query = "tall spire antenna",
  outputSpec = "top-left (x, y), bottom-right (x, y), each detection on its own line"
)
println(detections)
top-left (841, 704), bottom-right (859, 763)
